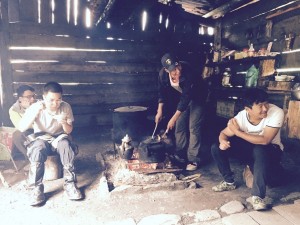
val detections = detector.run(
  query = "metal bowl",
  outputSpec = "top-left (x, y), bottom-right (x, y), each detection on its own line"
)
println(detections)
top-left (292, 90), bottom-right (300, 100)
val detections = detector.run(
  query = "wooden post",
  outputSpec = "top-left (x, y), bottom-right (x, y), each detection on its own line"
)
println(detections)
top-left (53, 0), bottom-right (67, 25)
top-left (19, 0), bottom-right (39, 23)
top-left (0, 0), bottom-right (15, 126)
top-left (287, 100), bottom-right (300, 139)
top-left (8, 0), bottom-right (20, 23)
top-left (40, 0), bottom-right (51, 24)
top-left (214, 20), bottom-right (222, 51)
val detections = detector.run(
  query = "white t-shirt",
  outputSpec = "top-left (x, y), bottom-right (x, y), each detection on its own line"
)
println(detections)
top-left (169, 74), bottom-right (182, 93)
top-left (234, 104), bottom-right (284, 150)
top-left (29, 101), bottom-right (74, 136)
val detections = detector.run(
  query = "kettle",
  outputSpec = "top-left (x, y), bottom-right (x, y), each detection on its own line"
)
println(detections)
top-left (118, 134), bottom-right (134, 160)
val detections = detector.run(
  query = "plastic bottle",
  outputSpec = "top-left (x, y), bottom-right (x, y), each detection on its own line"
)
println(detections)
top-left (245, 65), bottom-right (258, 87)
top-left (248, 44), bottom-right (255, 57)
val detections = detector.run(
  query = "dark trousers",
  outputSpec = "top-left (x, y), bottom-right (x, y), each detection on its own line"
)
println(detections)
top-left (27, 138), bottom-right (76, 188)
top-left (175, 100), bottom-right (205, 162)
top-left (27, 139), bottom-right (75, 166)
top-left (211, 137), bottom-right (283, 198)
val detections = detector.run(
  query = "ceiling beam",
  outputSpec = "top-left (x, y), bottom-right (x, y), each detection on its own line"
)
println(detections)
top-left (95, 0), bottom-right (117, 26)
top-left (203, 0), bottom-right (253, 19)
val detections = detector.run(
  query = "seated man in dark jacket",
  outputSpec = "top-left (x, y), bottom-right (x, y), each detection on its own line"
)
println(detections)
top-left (155, 53), bottom-right (208, 171)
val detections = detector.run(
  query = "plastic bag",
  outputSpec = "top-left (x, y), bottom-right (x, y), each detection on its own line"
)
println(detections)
top-left (245, 64), bottom-right (258, 87)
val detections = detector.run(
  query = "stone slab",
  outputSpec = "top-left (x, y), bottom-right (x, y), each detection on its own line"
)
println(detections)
top-left (222, 213), bottom-right (259, 225)
top-left (247, 209), bottom-right (294, 225)
top-left (220, 200), bottom-right (245, 214)
top-left (137, 214), bottom-right (181, 225)
top-left (273, 203), bottom-right (300, 225)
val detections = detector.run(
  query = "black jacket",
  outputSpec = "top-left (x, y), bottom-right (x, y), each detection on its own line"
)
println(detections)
top-left (158, 61), bottom-right (208, 112)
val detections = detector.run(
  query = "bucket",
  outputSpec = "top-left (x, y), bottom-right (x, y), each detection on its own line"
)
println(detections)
top-left (44, 154), bottom-right (63, 181)
top-left (112, 106), bottom-right (148, 144)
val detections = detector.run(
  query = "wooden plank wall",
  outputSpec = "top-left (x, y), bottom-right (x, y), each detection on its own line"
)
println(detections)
top-left (220, 0), bottom-right (300, 52)
top-left (0, 0), bottom-right (210, 129)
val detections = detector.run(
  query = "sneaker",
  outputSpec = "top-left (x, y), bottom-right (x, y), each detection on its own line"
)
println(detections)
top-left (29, 185), bottom-right (45, 206)
top-left (212, 180), bottom-right (236, 192)
top-left (252, 196), bottom-right (267, 211)
top-left (64, 182), bottom-right (82, 200)
top-left (186, 162), bottom-right (198, 171)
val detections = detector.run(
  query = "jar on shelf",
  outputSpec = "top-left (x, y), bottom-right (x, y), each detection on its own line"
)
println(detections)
top-left (222, 68), bottom-right (231, 87)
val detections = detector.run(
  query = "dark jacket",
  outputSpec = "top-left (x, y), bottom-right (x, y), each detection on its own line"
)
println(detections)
top-left (158, 61), bottom-right (208, 112)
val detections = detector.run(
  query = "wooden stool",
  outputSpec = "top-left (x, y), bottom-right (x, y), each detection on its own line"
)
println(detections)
top-left (44, 154), bottom-right (63, 181)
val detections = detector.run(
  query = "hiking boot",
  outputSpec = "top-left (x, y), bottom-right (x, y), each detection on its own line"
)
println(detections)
top-left (252, 196), bottom-right (267, 211)
top-left (64, 182), bottom-right (82, 200)
top-left (186, 162), bottom-right (198, 171)
top-left (29, 185), bottom-right (45, 206)
top-left (212, 180), bottom-right (236, 192)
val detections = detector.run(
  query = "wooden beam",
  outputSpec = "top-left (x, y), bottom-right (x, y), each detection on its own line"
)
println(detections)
top-left (11, 62), bottom-right (159, 73)
top-left (0, 0), bottom-right (14, 126)
top-left (222, 0), bottom-right (298, 27)
top-left (12, 72), bottom-right (157, 86)
top-left (203, 0), bottom-right (252, 19)
top-left (266, 3), bottom-right (300, 19)
top-left (95, 0), bottom-right (117, 26)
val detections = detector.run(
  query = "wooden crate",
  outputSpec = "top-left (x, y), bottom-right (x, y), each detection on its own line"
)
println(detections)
top-left (287, 101), bottom-right (300, 139)
top-left (216, 100), bottom-right (243, 119)
top-left (267, 81), bottom-right (294, 91)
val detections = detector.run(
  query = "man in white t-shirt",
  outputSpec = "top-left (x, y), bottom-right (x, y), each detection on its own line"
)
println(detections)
top-left (19, 82), bottom-right (82, 206)
top-left (211, 88), bottom-right (284, 211)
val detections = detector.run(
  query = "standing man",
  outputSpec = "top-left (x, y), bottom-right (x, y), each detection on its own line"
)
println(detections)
top-left (19, 81), bottom-right (82, 206)
top-left (155, 53), bottom-right (208, 171)
top-left (211, 88), bottom-right (284, 210)
top-left (9, 85), bottom-right (36, 157)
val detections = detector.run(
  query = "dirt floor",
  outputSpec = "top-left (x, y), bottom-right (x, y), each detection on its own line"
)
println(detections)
top-left (1, 127), bottom-right (300, 225)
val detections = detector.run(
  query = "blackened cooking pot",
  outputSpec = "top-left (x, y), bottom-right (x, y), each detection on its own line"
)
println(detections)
top-left (112, 106), bottom-right (148, 144)
top-left (138, 136), bottom-right (166, 163)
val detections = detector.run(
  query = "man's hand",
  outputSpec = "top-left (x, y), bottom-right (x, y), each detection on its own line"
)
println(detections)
top-left (53, 113), bottom-right (67, 125)
top-left (167, 116), bottom-right (177, 131)
top-left (227, 118), bottom-right (240, 135)
top-left (219, 139), bottom-right (231, 150)
top-left (31, 101), bottom-right (45, 116)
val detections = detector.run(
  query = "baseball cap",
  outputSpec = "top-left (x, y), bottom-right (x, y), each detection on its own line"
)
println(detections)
top-left (161, 53), bottom-right (179, 72)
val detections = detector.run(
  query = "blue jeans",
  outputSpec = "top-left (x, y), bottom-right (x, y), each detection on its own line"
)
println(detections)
top-left (211, 137), bottom-right (283, 198)
top-left (175, 100), bottom-right (205, 162)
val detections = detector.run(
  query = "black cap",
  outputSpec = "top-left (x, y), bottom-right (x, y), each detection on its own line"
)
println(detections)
top-left (161, 53), bottom-right (179, 72)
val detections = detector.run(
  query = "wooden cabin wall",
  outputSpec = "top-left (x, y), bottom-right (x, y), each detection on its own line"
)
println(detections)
top-left (0, 0), bottom-right (211, 130)
top-left (219, 0), bottom-right (300, 52)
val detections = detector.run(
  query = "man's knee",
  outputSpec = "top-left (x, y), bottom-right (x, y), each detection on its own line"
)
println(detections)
top-left (211, 143), bottom-right (220, 157)
top-left (253, 145), bottom-right (268, 160)
top-left (27, 139), bottom-right (48, 162)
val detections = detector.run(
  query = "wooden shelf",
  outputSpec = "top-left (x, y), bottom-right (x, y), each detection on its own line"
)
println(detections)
top-left (205, 56), bottom-right (276, 67)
